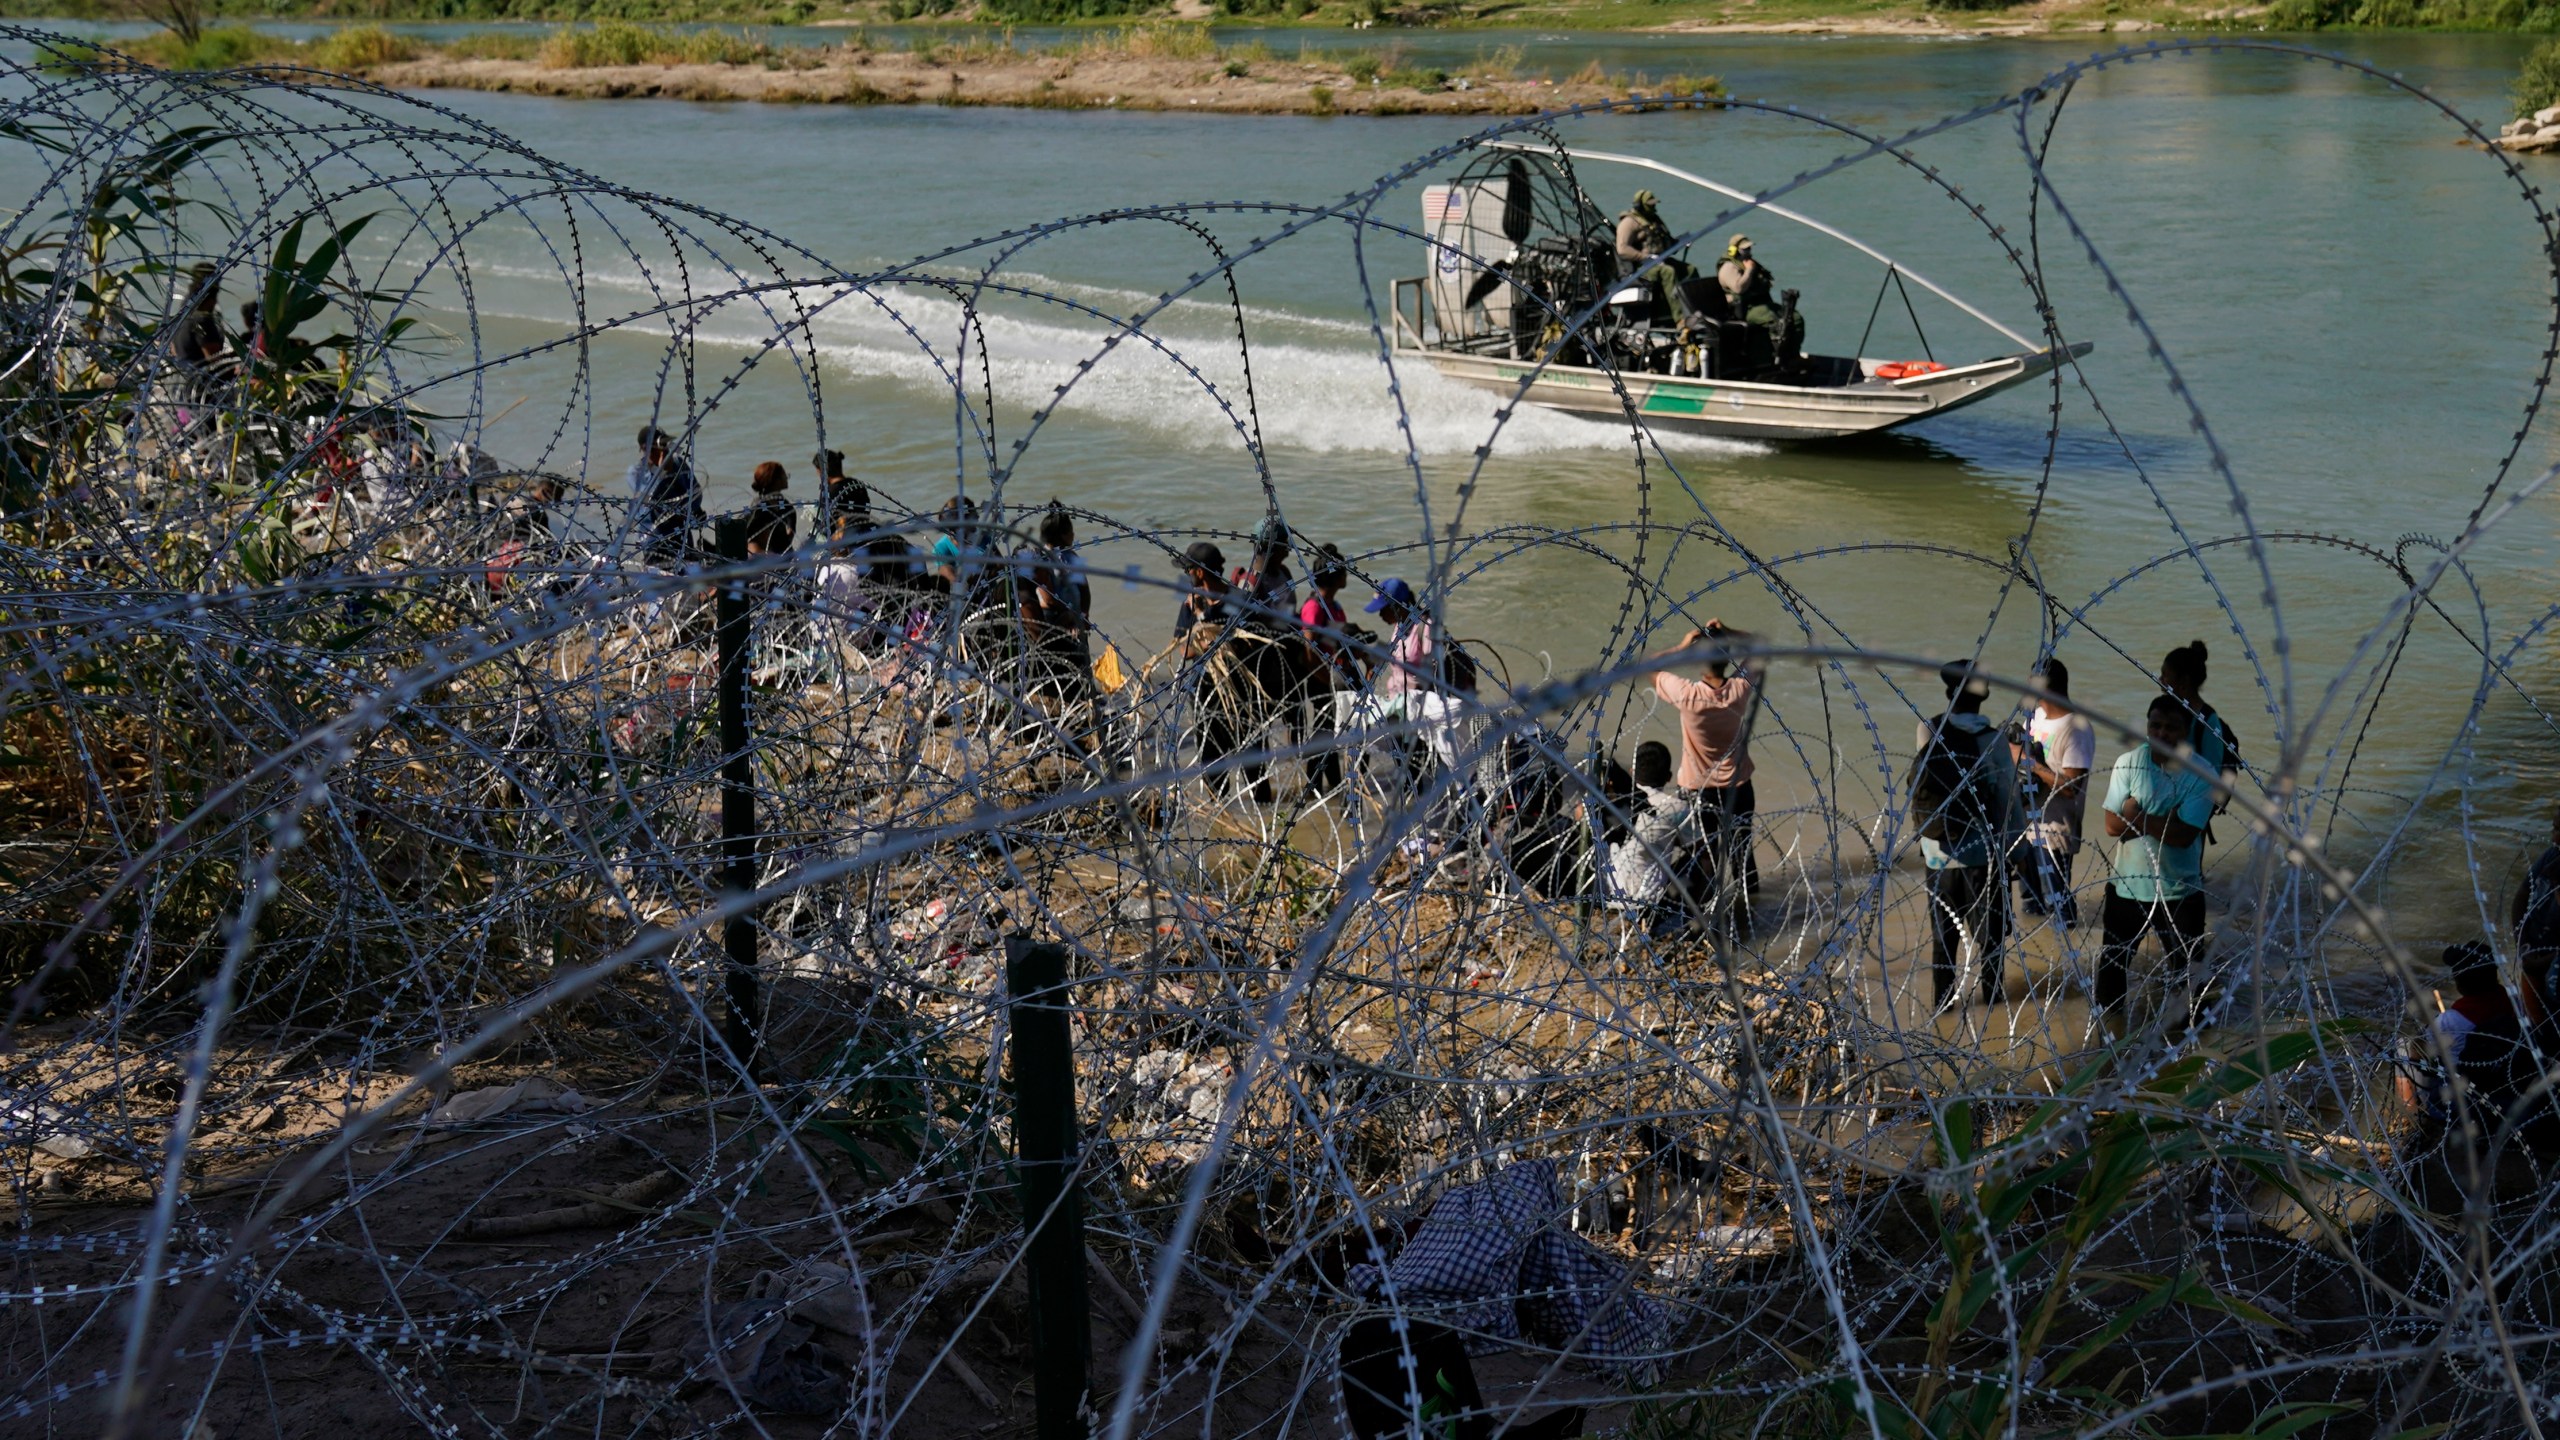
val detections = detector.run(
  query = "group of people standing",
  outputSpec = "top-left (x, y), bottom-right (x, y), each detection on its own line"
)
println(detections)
top-left (1622, 626), bottom-right (2248, 1020)
top-left (1906, 641), bottom-right (2239, 1020)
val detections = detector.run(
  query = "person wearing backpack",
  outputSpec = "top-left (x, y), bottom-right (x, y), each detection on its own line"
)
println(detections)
top-left (2158, 640), bottom-right (2240, 820)
top-left (2096, 694), bottom-right (2217, 1019)
top-left (1912, 661), bottom-right (2028, 1010)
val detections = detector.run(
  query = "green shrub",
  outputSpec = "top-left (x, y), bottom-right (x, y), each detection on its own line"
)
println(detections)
top-left (1382, 63), bottom-right (1445, 89)
top-left (1341, 50), bottom-right (1380, 81)
top-left (2518, 36), bottom-right (2560, 115)
top-left (31, 36), bottom-right (108, 72)
top-left (1307, 83), bottom-right (1334, 111)
top-left (310, 25), bottom-right (417, 70)
top-left (141, 25), bottom-right (295, 70)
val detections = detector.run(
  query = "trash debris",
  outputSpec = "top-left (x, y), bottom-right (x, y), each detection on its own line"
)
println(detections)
top-left (427, 1076), bottom-right (590, 1126)
top-left (878, 897), bottom-right (1006, 989)
top-left (749, 1258), bottom-right (867, 1338)
top-left (5, 1104), bottom-right (94, 1160)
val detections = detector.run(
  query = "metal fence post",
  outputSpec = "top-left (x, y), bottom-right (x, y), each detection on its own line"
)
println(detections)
top-left (1005, 935), bottom-right (1089, 1440)
top-left (715, 516), bottom-right (762, 1081)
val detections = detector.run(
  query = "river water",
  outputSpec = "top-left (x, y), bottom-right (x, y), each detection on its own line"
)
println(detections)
top-left (9, 28), bottom-right (2556, 951)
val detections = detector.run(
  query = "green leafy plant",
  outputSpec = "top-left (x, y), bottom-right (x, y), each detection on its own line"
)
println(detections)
top-left (310, 25), bottom-right (418, 70)
top-left (1817, 1023), bottom-right (2376, 1440)
top-left (2516, 37), bottom-right (2560, 116)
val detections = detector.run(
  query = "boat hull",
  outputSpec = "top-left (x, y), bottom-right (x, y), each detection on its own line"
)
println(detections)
top-left (1409, 342), bottom-right (2093, 442)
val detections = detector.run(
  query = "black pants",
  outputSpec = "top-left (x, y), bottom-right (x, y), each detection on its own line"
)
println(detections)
top-left (1689, 779), bottom-right (1759, 935)
top-left (1927, 863), bottom-right (2010, 1006)
top-left (1298, 679), bottom-right (1342, 795)
top-left (2097, 886), bottom-right (2207, 1013)
top-left (2024, 844), bottom-right (2080, 924)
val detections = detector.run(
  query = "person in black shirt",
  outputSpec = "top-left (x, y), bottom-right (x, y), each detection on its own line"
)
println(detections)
top-left (744, 461), bottom-right (796, 556)
top-left (1016, 503), bottom-right (1093, 725)
top-left (1171, 540), bottom-right (1232, 653)
top-left (1172, 540), bottom-right (1271, 802)
top-left (627, 426), bottom-right (702, 565)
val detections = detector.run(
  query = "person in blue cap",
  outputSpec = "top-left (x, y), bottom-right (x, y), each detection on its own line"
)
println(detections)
top-left (1364, 577), bottom-right (1436, 700)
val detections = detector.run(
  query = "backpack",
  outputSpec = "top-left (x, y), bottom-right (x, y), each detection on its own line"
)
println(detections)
top-left (1912, 719), bottom-right (1999, 861)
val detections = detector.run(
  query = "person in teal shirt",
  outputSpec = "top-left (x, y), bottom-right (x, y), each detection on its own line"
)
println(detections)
top-left (2097, 694), bottom-right (2217, 1016)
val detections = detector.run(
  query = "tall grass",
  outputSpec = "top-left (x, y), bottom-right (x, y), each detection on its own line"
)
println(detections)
top-left (310, 26), bottom-right (419, 70)
top-left (537, 21), bottom-right (773, 69)
top-left (434, 30), bottom-right (547, 61)
top-left (1063, 23), bottom-right (1222, 61)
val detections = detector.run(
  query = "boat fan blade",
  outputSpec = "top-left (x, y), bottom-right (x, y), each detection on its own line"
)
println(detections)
top-left (1502, 157), bottom-right (1533, 246)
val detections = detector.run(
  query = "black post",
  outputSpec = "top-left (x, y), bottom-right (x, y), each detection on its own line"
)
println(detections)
top-left (715, 517), bottom-right (762, 1081)
top-left (1005, 935), bottom-right (1089, 1440)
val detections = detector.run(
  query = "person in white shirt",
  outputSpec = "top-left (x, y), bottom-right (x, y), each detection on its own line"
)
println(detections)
top-left (1608, 741), bottom-right (1705, 935)
top-left (1403, 647), bottom-right (1490, 857)
top-left (2018, 656), bottom-right (2096, 928)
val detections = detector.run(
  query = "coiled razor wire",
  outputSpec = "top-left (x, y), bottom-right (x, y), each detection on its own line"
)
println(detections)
top-left (3, 28), bottom-right (2559, 1440)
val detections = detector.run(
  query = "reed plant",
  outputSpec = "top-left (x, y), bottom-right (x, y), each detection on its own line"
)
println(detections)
top-left (1069, 22), bottom-right (1221, 61)
top-left (1472, 42), bottom-right (1527, 79)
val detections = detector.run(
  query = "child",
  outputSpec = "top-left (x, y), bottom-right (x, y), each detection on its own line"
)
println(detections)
top-left (1609, 741), bottom-right (1702, 933)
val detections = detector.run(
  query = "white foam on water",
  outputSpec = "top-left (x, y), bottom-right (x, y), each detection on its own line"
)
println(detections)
top-left (466, 253), bottom-right (1374, 342)
top-left (430, 250), bottom-right (1768, 461)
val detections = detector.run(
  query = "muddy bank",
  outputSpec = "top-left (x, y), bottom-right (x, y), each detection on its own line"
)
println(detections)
top-left (367, 50), bottom-right (1713, 114)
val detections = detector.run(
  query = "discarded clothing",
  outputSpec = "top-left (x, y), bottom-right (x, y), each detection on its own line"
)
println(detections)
top-left (425, 1076), bottom-right (590, 1126)
top-left (1348, 1160), bottom-right (1666, 1377)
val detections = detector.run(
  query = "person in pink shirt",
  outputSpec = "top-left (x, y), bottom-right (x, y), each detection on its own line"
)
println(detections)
top-left (1365, 577), bottom-right (1435, 699)
top-left (1651, 619), bottom-right (1760, 940)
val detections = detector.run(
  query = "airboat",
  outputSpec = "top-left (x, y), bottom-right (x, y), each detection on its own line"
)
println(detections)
top-left (1392, 143), bottom-right (2092, 443)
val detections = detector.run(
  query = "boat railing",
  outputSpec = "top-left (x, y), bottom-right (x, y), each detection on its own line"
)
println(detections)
top-left (1391, 275), bottom-right (1430, 352)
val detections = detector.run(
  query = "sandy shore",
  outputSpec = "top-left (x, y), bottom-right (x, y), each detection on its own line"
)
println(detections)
top-left (369, 50), bottom-right (1711, 115)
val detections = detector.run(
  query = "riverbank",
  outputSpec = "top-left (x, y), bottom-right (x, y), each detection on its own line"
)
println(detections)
top-left (363, 42), bottom-right (1699, 111)
top-left (9, 0), bottom-right (2543, 37)
top-left (56, 21), bottom-right (1726, 113)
